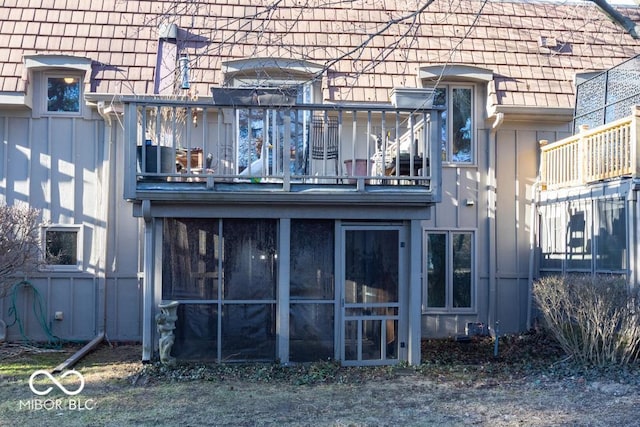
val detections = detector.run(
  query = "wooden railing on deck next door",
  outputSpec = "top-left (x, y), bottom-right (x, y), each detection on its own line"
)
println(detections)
top-left (539, 106), bottom-right (640, 191)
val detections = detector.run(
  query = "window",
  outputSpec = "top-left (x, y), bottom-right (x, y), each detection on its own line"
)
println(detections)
top-left (46, 74), bottom-right (81, 113)
top-left (289, 219), bottom-right (335, 362)
top-left (424, 231), bottom-right (474, 311)
top-left (229, 84), bottom-right (313, 175)
top-left (221, 58), bottom-right (323, 176)
top-left (596, 199), bottom-right (626, 271)
top-left (432, 85), bottom-right (474, 163)
top-left (539, 198), bottom-right (627, 274)
top-left (163, 218), bottom-right (278, 361)
top-left (43, 225), bottom-right (82, 269)
top-left (539, 204), bottom-right (564, 271)
top-left (566, 200), bottom-right (592, 271)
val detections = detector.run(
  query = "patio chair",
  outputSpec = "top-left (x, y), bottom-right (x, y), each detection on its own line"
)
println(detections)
top-left (310, 116), bottom-right (339, 176)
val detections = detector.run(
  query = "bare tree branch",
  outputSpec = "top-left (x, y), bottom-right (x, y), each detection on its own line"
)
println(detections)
top-left (588, 0), bottom-right (640, 39)
top-left (0, 204), bottom-right (44, 297)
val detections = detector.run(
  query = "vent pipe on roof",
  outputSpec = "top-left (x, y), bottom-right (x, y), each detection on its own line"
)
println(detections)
top-left (538, 36), bottom-right (558, 49)
top-left (158, 23), bottom-right (178, 41)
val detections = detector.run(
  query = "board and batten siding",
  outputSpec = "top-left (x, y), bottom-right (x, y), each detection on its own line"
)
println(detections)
top-left (493, 125), bottom-right (572, 334)
top-left (0, 110), bottom-right (142, 342)
top-left (422, 118), bottom-right (572, 338)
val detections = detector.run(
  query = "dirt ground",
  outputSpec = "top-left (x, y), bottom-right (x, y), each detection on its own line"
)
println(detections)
top-left (1, 336), bottom-right (639, 426)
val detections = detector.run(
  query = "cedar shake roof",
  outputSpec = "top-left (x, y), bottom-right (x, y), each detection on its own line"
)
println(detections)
top-left (1, 0), bottom-right (639, 110)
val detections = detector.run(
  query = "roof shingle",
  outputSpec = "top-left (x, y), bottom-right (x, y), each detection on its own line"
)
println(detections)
top-left (0, 0), bottom-right (638, 109)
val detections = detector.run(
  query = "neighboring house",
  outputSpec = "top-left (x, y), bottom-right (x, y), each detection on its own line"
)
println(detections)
top-left (0, 0), bottom-right (639, 366)
top-left (537, 55), bottom-right (640, 287)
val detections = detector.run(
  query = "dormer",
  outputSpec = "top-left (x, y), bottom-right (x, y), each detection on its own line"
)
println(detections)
top-left (23, 54), bottom-right (92, 117)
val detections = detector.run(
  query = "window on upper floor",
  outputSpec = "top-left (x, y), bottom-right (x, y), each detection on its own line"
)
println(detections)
top-left (431, 85), bottom-right (474, 164)
top-left (225, 84), bottom-right (313, 175)
top-left (221, 58), bottom-right (323, 173)
top-left (45, 74), bottom-right (82, 114)
top-left (419, 65), bottom-right (491, 165)
top-left (423, 230), bottom-right (475, 312)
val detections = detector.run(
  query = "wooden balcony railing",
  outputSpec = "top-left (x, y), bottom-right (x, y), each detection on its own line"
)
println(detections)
top-left (122, 97), bottom-right (442, 203)
top-left (539, 106), bottom-right (640, 191)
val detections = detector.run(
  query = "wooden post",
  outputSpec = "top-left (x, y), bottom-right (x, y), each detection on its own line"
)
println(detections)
top-left (578, 124), bottom-right (589, 186)
top-left (632, 106), bottom-right (640, 179)
top-left (538, 139), bottom-right (548, 190)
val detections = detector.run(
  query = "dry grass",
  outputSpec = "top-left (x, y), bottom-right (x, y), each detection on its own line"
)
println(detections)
top-left (1, 336), bottom-right (639, 426)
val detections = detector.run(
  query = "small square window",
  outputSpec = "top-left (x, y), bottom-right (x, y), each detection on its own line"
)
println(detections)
top-left (47, 76), bottom-right (81, 113)
top-left (43, 226), bottom-right (81, 269)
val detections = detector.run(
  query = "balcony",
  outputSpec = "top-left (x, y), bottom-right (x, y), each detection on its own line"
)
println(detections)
top-left (539, 106), bottom-right (640, 191)
top-left (123, 96), bottom-right (442, 207)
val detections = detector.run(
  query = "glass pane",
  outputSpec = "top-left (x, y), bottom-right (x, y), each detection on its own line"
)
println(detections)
top-left (596, 199), bottom-right (626, 271)
top-left (237, 108), bottom-right (268, 173)
top-left (362, 319), bottom-right (382, 360)
top-left (173, 304), bottom-right (218, 361)
top-left (566, 202), bottom-right (592, 270)
top-left (452, 233), bottom-right (472, 308)
top-left (540, 206), bottom-right (563, 270)
top-left (433, 88), bottom-right (447, 161)
top-left (427, 233), bottom-right (446, 307)
top-left (451, 88), bottom-right (472, 163)
top-left (344, 319), bottom-right (358, 361)
top-left (344, 230), bottom-right (398, 304)
top-left (45, 230), bottom-right (77, 265)
top-left (345, 307), bottom-right (398, 316)
top-left (385, 319), bottom-right (398, 359)
top-left (162, 218), bottom-right (219, 300)
top-left (290, 220), bottom-right (334, 299)
top-left (290, 303), bottom-right (334, 362)
top-left (223, 219), bottom-right (277, 300)
top-left (47, 77), bottom-right (80, 112)
top-left (236, 89), bottom-right (308, 176)
top-left (288, 108), bottom-right (309, 175)
top-left (222, 303), bottom-right (275, 361)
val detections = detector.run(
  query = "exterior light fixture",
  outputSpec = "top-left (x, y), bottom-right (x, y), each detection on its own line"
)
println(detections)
top-left (63, 77), bottom-right (76, 84)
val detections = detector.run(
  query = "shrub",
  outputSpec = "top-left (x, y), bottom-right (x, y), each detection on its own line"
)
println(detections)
top-left (534, 274), bottom-right (640, 366)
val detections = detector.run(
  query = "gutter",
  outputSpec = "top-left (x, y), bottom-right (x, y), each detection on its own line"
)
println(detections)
top-left (589, 0), bottom-right (640, 39)
top-left (490, 105), bottom-right (574, 124)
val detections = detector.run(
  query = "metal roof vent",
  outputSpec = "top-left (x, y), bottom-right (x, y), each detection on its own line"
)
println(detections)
top-left (538, 36), bottom-right (558, 49)
top-left (158, 23), bottom-right (178, 41)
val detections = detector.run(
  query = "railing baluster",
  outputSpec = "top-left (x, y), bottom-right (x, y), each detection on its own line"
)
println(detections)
top-left (364, 110), bottom-right (370, 179)
top-left (129, 99), bottom-right (438, 191)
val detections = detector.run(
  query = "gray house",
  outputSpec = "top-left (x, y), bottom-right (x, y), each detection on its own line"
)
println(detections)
top-left (0, 0), bottom-right (639, 365)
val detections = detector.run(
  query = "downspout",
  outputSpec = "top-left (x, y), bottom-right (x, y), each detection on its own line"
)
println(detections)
top-left (488, 111), bottom-right (504, 335)
top-left (96, 102), bottom-right (113, 339)
top-left (628, 181), bottom-right (639, 290)
top-left (141, 199), bottom-right (154, 362)
top-left (526, 179), bottom-right (541, 331)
